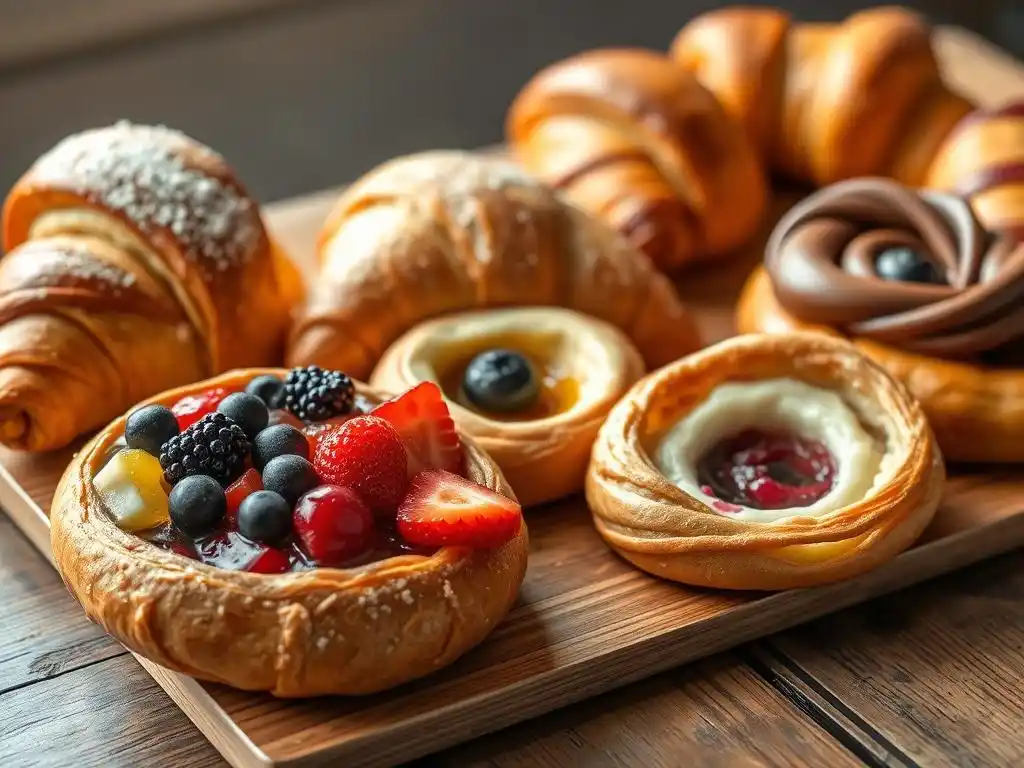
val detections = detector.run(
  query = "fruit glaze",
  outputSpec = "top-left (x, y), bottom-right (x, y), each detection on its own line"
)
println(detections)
top-left (94, 366), bottom-right (524, 575)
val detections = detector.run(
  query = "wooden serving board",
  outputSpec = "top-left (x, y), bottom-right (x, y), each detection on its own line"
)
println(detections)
top-left (4, 25), bottom-right (1024, 768)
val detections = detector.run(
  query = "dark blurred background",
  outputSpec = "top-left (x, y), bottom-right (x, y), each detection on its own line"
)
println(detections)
top-left (1, 0), bottom-right (1021, 203)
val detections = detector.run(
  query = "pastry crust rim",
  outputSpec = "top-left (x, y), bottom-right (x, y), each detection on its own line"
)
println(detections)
top-left (50, 369), bottom-right (529, 697)
top-left (737, 265), bottom-right (1024, 463)
top-left (585, 331), bottom-right (945, 591)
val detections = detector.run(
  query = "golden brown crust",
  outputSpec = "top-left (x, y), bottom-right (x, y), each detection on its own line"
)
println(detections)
top-left (287, 150), bottom-right (701, 379)
top-left (50, 369), bottom-right (528, 697)
top-left (670, 6), bottom-right (974, 186)
top-left (737, 266), bottom-right (1024, 463)
top-left (507, 48), bottom-right (768, 270)
top-left (0, 123), bottom-right (302, 451)
top-left (586, 333), bottom-right (944, 591)
top-left (370, 307), bottom-right (646, 507)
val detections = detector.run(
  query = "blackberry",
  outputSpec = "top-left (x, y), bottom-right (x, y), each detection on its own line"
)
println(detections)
top-left (283, 366), bottom-right (355, 422)
top-left (159, 411), bottom-right (249, 487)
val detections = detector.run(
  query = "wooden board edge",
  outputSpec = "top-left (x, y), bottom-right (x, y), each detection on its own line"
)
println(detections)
top-left (264, 511), bottom-right (1024, 767)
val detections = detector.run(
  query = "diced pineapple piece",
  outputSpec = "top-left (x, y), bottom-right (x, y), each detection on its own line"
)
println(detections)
top-left (94, 448), bottom-right (170, 531)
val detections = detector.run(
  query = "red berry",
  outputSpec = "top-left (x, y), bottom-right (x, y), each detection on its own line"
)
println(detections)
top-left (171, 387), bottom-right (231, 430)
top-left (372, 382), bottom-right (464, 477)
top-left (225, 468), bottom-right (263, 525)
top-left (303, 414), bottom-right (357, 453)
top-left (293, 485), bottom-right (375, 564)
top-left (397, 470), bottom-right (522, 549)
top-left (245, 546), bottom-right (291, 574)
top-left (313, 415), bottom-right (408, 513)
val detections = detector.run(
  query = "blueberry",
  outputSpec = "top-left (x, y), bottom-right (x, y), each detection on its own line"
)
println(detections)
top-left (262, 454), bottom-right (318, 505)
top-left (217, 392), bottom-right (269, 440)
top-left (245, 375), bottom-right (286, 409)
top-left (124, 404), bottom-right (179, 456)
top-left (875, 247), bottom-right (943, 285)
top-left (252, 424), bottom-right (309, 471)
top-left (237, 490), bottom-right (292, 546)
top-left (169, 475), bottom-right (226, 537)
top-left (462, 348), bottom-right (540, 413)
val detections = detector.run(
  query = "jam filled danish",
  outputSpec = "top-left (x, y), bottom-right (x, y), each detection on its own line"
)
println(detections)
top-left (586, 333), bottom-right (944, 591)
top-left (738, 178), bottom-right (1024, 463)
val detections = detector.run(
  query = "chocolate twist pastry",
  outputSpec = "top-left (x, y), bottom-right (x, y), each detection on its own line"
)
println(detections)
top-left (765, 178), bottom-right (1024, 360)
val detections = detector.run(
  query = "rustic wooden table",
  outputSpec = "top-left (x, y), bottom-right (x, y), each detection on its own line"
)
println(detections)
top-left (2, 2), bottom-right (1024, 766)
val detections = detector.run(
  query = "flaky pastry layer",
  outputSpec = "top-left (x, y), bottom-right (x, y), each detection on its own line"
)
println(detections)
top-left (586, 332), bottom-right (944, 590)
top-left (50, 370), bottom-right (528, 697)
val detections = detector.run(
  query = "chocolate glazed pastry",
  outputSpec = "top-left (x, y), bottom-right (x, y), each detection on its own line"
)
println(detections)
top-left (737, 177), bottom-right (1024, 463)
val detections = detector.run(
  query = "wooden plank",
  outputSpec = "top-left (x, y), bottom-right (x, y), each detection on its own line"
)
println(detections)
top-left (0, 514), bottom-right (122, 696)
top-left (432, 653), bottom-right (862, 768)
top-left (0, 653), bottom-right (228, 768)
top-left (762, 550), bottom-right (1024, 768)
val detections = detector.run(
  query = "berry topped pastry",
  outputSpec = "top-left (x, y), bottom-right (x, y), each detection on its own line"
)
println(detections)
top-left (372, 307), bottom-right (646, 507)
top-left (50, 368), bottom-right (528, 697)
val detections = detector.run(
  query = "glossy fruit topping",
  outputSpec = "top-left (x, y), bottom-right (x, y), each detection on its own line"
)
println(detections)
top-left (283, 366), bottom-right (355, 422)
top-left (225, 468), bottom-right (263, 523)
top-left (94, 448), bottom-right (170, 532)
top-left (875, 246), bottom-right (943, 284)
top-left (697, 429), bottom-right (837, 511)
top-left (124, 404), bottom-right (179, 457)
top-left (237, 490), bottom-right (292, 546)
top-left (217, 392), bottom-right (269, 440)
top-left (169, 474), bottom-right (227, 536)
top-left (372, 382), bottom-right (464, 476)
top-left (461, 348), bottom-right (540, 413)
top-left (267, 408), bottom-right (305, 430)
top-left (196, 531), bottom-right (291, 573)
top-left (396, 470), bottom-right (522, 548)
top-left (293, 485), bottom-right (375, 564)
top-left (171, 387), bottom-right (231, 430)
top-left (245, 374), bottom-right (286, 409)
top-left (159, 412), bottom-right (249, 487)
top-left (313, 415), bottom-right (408, 513)
top-left (261, 454), bottom-right (319, 506)
top-left (252, 424), bottom-right (309, 471)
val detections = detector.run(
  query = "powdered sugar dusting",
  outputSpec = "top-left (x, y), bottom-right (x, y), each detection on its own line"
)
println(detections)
top-left (62, 251), bottom-right (136, 290)
top-left (33, 121), bottom-right (260, 273)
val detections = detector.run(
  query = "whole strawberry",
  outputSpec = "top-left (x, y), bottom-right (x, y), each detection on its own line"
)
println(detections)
top-left (313, 415), bottom-right (408, 513)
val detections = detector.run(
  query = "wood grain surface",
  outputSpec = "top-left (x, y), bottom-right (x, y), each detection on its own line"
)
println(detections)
top-left (2, 5), bottom-right (1024, 768)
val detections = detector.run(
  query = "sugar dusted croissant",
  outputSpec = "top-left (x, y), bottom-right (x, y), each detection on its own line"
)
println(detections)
top-left (0, 122), bottom-right (302, 451)
top-left (507, 49), bottom-right (768, 270)
top-left (287, 150), bottom-right (701, 378)
top-left (669, 6), bottom-right (974, 187)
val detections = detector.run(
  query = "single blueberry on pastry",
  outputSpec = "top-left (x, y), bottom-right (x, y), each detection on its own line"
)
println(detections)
top-left (586, 332), bottom-right (944, 591)
top-left (737, 177), bottom-right (1024, 463)
top-left (50, 368), bottom-right (527, 697)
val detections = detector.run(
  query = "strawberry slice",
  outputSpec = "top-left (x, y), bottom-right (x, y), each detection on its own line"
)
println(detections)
top-left (372, 382), bottom-right (464, 476)
top-left (396, 470), bottom-right (521, 549)
top-left (225, 468), bottom-right (263, 525)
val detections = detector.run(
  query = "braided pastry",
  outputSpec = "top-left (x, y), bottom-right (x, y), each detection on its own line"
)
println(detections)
top-left (1, 122), bottom-right (302, 450)
top-left (737, 177), bottom-right (1024, 462)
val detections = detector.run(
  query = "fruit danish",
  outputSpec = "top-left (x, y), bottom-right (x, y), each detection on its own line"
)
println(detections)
top-left (51, 367), bottom-right (528, 697)
top-left (371, 307), bottom-right (645, 506)
top-left (737, 177), bottom-right (1024, 463)
top-left (587, 333), bottom-right (944, 591)
top-left (0, 122), bottom-right (302, 451)
top-left (287, 150), bottom-right (699, 505)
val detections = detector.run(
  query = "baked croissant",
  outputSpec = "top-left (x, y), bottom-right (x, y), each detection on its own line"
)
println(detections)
top-left (670, 6), bottom-right (974, 187)
top-left (506, 48), bottom-right (768, 270)
top-left (927, 101), bottom-right (1024, 242)
top-left (287, 150), bottom-right (701, 378)
top-left (0, 122), bottom-right (302, 451)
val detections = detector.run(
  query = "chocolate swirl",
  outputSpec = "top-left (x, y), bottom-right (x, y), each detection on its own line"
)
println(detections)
top-left (765, 178), bottom-right (1024, 359)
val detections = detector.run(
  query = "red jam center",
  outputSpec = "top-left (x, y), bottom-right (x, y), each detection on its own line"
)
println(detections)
top-left (696, 429), bottom-right (837, 512)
